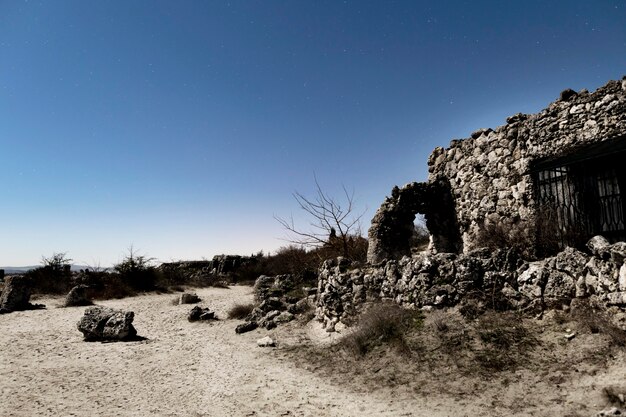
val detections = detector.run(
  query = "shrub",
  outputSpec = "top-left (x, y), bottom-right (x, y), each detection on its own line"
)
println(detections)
top-left (476, 220), bottom-right (534, 259)
top-left (27, 252), bottom-right (74, 294)
top-left (227, 303), bottom-right (255, 319)
top-left (570, 299), bottom-right (626, 347)
top-left (113, 247), bottom-right (158, 292)
top-left (88, 273), bottom-right (137, 300)
top-left (474, 311), bottom-right (537, 372)
top-left (340, 302), bottom-right (423, 356)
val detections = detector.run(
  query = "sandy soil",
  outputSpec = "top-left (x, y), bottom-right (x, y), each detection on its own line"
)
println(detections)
top-left (1, 287), bottom-right (624, 416)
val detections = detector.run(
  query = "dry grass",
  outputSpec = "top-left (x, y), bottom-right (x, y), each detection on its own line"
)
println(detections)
top-left (473, 311), bottom-right (538, 373)
top-left (227, 303), bottom-right (255, 320)
top-left (339, 303), bottom-right (423, 356)
top-left (570, 299), bottom-right (626, 347)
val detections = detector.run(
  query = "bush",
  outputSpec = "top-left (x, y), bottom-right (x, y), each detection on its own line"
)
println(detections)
top-left (113, 247), bottom-right (158, 292)
top-left (476, 220), bottom-right (534, 259)
top-left (88, 273), bottom-right (137, 300)
top-left (474, 311), bottom-right (537, 372)
top-left (227, 303), bottom-right (255, 319)
top-left (340, 303), bottom-right (423, 356)
top-left (570, 299), bottom-right (626, 347)
top-left (27, 252), bottom-right (74, 294)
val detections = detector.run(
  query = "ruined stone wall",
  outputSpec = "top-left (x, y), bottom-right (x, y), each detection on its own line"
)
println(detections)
top-left (428, 77), bottom-right (626, 253)
top-left (367, 78), bottom-right (626, 264)
top-left (317, 236), bottom-right (626, 330)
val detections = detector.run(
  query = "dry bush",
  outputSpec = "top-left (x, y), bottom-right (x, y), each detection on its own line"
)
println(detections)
top-left (476, 220), bottom-right (534, 259)
top-left (340, 303), bottom-right (423, 356)
top-left (227, 303), bottom-right (255, 320)
top-left (570, 300), bottom-right (626, 347)
top-left (602, 385), bottom-right (626, 407)
top-left (88, 274), bottom-right (137, 300)
top-left (474, 311), bottom-right (537, 372)
top-left (458, 298), bottom-right (485, 320)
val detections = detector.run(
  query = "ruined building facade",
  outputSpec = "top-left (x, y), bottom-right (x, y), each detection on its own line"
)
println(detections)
top-left (368, 77), bottom-right (626, 263)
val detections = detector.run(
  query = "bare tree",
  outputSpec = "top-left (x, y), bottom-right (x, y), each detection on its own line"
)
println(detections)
top-left (275, 177), bottom-right (367, 260)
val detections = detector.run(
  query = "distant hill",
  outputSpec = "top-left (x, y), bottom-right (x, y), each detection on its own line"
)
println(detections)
top-left (1, 265), bottom-right (89, 275)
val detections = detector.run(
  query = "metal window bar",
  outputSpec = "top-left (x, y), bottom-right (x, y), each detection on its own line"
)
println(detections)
top-left (535, 162), bottom-right (625, 249)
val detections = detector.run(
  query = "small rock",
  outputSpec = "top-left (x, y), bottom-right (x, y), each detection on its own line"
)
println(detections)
top-left (65, 285), bottom-right (92, 307)
top-left (179, 292), bottom-right (201, 304)
top-left (188, 306), bottom-right (217, 322)
top-left (274, 311), bottom-right (294, 324)
top-left (235, 321), bottom-right (258, 334)
top-left (596, 407), bottom-right (623, 417)
top-left (587, 236), bottom-right (611, 259)
top-left (564, 332), bottom-right (576, 341)
top-left (559, 88), bottom-right (577, 101)
top-left (257, 336), bottom-right (275, 347)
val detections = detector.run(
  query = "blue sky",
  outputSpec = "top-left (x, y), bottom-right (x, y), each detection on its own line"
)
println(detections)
top-left (1, 0), bottom-right (625, 266)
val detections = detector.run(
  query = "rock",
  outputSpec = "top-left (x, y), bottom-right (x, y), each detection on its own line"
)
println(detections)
top-left (235, 321), bottom-right (258, 334)
top-left (543, 270), bottom-right (576, 307)
top-left (256, 336), bottom-right (275, 347)
top-left (64, 285), bottom-right (92, 307)
top-left (517, 262), bottom-right (546, 299)
top-left (564, 332), bottom-right (576, 341)
top-left (588, 236), bottom-right (611, 259)
top-left (0, 275), bottom-right (36, 312)
top-left (179, 292), bottom-right (201, 304)
top-left (610, 242), bottom-right (626, 265)
top-left (274, 311), bottom-right (294, 323)
top-left (77, 306), bottom-right (137, 341)
top-left (596, 407), bottom-right (623, 417)
top-left (187, 306), bottom-right (217, 321)
top-left (606, 292), bottom-right (626, 306)
top-left (619, 264), bottom-right (626, 292)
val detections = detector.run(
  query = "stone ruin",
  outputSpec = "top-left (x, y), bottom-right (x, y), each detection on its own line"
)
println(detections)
top-left (318, 76), bottom-right (626, 330)
top-left (158, 254), bottom-right (259, 284)
top-left (369, 76), bottom-right (626, 262)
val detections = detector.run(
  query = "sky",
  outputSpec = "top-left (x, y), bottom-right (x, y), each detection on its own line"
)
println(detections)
top-left (0, 0), bottom-right (625, 267)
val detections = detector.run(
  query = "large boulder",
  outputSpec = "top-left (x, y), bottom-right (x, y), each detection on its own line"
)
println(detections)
top-left (64, 285), bottom-right (92, 307)
top-left (77, 306), bottom-right (137, 341)
top-left (0, 275), bottom-right (37, 313)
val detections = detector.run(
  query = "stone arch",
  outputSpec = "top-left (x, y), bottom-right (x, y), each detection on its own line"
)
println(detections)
top-left (366, 178), bottom-right (461, 263)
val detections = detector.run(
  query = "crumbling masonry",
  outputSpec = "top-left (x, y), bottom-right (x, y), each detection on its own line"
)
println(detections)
top-left (368, 77), bottom-right (626, 263)
top-left (318, 77), bottom-right (626, 330)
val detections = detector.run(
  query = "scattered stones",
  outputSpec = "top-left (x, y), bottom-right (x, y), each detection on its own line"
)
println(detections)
top-left (179, 292), bottom-right (201, 304)
top-left (64, 285), bottom-right (92, 307)
top-left (77, 306), bottom-right (137, 341)
top-left (256, 336), bottom-right (275, 347)
top-left (187, 306), bottom-right (217, 322)
top-left (236, 274), bottom-right (312, 332)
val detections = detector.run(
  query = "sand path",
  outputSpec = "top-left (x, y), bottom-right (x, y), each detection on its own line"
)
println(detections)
top-left (0, 286), bottom-right (455, 417)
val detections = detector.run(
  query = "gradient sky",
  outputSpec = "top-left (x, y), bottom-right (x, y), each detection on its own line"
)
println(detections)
top-left (1, 1), bottom-right (625, 266)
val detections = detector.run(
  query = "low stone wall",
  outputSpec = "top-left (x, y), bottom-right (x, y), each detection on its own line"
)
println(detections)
top-left (316, 236), bottom-right (626, 330)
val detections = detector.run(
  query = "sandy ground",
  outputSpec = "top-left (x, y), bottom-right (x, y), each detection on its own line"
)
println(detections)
top-left (0, 287), bottom-right (450, 417)
top-left (1, 286), bottom-right (624, 416)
